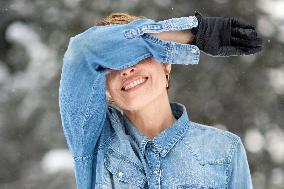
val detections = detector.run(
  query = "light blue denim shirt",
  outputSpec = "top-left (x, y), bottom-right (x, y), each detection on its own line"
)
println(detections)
top-left (59, 15), bottom-right (253, 189)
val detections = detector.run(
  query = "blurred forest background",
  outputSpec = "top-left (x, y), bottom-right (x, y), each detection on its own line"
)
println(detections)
top-left (0, 0), bottom-right (283, 188)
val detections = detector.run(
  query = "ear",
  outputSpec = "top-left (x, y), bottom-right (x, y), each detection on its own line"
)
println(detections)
top-left (106, 89), bottom-right (112, 99)
top-left (163, 63), bottom-right (171, 74)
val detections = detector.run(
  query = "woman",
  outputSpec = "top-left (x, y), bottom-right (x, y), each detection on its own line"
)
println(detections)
top-left (59, 12), bottom-right (262, 189)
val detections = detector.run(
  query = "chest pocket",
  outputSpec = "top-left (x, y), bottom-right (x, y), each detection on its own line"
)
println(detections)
top-left (172, 160), bottom-right (227, 189)
top-left (104, 148), bottom-right (148, 188)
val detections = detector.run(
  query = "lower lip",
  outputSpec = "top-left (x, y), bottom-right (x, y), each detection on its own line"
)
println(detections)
top-left (123, 78), bottom-right (148, 93)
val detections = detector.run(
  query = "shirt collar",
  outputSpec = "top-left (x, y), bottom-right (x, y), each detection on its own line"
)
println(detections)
top-left (123, 101), bottom-right (191, 158)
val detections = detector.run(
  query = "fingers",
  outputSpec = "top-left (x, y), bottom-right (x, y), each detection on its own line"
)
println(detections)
top-left (218, 46), bottom-right (262, 56)
top-left (235, 46), bottom-right (263, 55)
top-left (231, 37), bottom-right (262, 48)
top-left (231, 17), bottom-right (255, 29)
top-left (230, 17), bottom-right (263, 55)
top-left (232, 28), bottom-right (258, 40)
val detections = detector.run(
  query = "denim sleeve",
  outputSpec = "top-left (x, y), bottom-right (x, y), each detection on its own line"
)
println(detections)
top-left (228, 138), bottom-right (253, 189)
top-left (74, 16), bottom-right (200, 72)
top-left (59, 37), bottom-right (108, 188)
top-left (59, 36), bottom-right (107, 157)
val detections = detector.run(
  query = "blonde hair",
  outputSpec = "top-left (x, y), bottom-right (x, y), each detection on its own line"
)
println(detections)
top-left (95, 12), bottom-right (146, 26)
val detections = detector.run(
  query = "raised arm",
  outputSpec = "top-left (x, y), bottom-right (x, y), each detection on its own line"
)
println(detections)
top-left (59, 36), bottom-right (108, 188)
top-left (59, 36), bottom-right (107, 158)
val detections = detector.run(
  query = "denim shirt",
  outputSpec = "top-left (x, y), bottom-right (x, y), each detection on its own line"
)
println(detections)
top-left (59, 15), bottom-right (253, 189)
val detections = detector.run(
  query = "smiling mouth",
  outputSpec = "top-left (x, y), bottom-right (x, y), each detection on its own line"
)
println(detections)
top-left (121, 77), bottom-right (148, 92)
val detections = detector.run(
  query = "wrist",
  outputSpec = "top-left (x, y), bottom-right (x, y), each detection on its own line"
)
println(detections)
top-left (150, 29), bottom-right (194, 44)
top-left (184, 29), bottom-right (195, 44)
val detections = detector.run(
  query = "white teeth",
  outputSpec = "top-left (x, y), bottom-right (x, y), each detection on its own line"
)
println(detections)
top-left (124, 78), bottom-right (146, 91)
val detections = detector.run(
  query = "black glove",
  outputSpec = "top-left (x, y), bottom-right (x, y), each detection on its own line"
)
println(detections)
top-left (192, 11), bottom-right (263, 57)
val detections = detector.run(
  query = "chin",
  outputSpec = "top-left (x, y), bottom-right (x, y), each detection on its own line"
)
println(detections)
top-left (117, 98), bottom-right (151, 111)
top-left (119, 102), bottom-right (144, 111)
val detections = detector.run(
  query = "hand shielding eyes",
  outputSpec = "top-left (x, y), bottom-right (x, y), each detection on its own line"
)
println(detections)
top-left (192, 11), bottom-right (263, 56)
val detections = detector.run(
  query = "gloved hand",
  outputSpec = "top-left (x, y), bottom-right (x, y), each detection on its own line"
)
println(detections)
top-left (192, 11), bottom-right (263, 56)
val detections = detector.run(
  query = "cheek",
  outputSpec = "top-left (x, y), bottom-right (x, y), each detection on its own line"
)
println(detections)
top-left (106, 76), bottom-right (117, 94)
top-left (152, 71), bottom-right (166, 89)
top-left (106, 80), bottom-right (115, 97)
top-left (107, 81), bottom-right (118, 95)
top-left (105, 77), bottom-right (111, 90)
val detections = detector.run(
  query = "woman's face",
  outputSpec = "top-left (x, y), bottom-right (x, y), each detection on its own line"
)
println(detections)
top-left (106, 57), bottom-right (171, 111)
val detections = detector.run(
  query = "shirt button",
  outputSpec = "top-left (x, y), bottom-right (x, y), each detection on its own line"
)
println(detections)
top-left (154, 170), bottom-right (160, 175)
top-left (161, 149), bottom-right (167, 154)
top-left (191, 47), bottom-right (197, 53)
top-left (137, 180), bottom-right (143, 185)
top-left (117, 171), bottom-right (123, 178)
top-left (148, 142), bottom-right (155, 149)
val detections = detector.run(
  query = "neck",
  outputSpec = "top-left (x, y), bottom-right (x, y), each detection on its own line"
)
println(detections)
top-left (124, 91), bottom-right (176, 139)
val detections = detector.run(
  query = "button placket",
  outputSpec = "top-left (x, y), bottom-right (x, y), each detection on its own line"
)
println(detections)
top-left (153, 169), bottom-right (160, 175)
top-left (145, 142), bottom-right (161, 189)
top-left (153, 154), bottom-right (161, 189)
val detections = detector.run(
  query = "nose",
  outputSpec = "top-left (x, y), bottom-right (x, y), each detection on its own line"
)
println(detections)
top-left (120, 66), bottom-right (136, 77)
